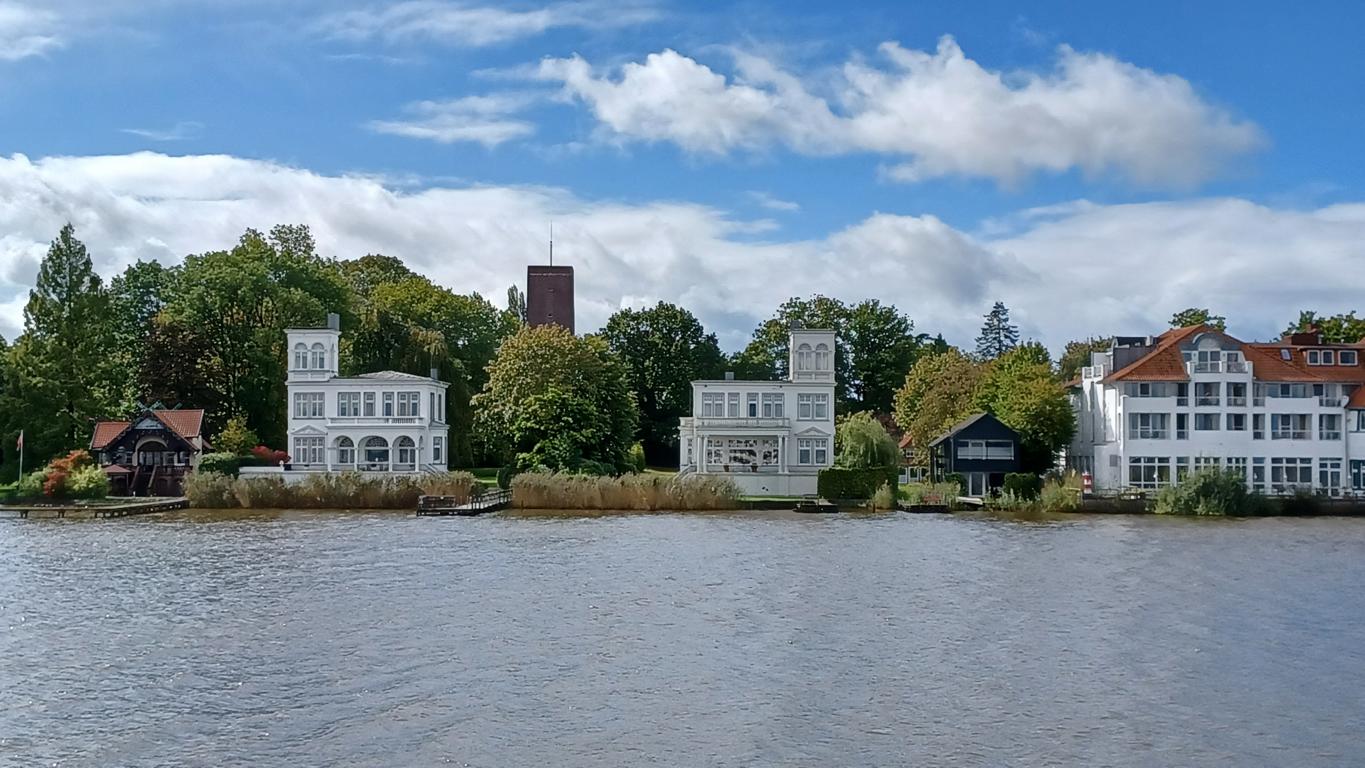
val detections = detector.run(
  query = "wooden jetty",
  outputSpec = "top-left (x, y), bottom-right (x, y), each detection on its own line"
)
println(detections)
top-left (1, 497), bottom-right (188, 520)
top-left (793, 498), bottom-right (839, 514)
top-left (417, 487), bottom-right (512, 517)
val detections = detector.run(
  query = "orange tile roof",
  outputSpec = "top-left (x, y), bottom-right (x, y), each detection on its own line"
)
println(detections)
top-left (1104, 325), bottom-right (1365, 385)
top-left (90, 421), bottom-right (130, 450)
top-left (89, 409), bottom-right (206, 450)
top-left (1349, 387), bottom-right (1365, 409)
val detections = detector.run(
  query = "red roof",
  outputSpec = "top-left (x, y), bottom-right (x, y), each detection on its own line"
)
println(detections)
top-left (1349, 387), bottom-right (1365, 409)
top-left (90, 409), bottom-right (206, 450)
top-left (1103, 325), bottom-right (1365, 385)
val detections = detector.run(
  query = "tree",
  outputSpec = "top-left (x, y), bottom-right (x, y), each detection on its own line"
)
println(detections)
top-left (892, 348), bottom-right (984, 464)
top-left (472, 324), bottom-right (638, 472)
top-left (109, 259), bottom-right (178, 407)
top-left (733, 295), bottom-right (849, 386)
top-left (1, 225), bottom-right (119, 466)
top-left (161, 225), bottom-right (353, 444)
top-left (835, 412), bottom-right (899, 470)
top-left (1170, 307), bottom-right (1226, 330)
top-left (213, 415), bottom-right (259, 456)
top-left (974, 301), bottom-right (1019, 360)
top-left (505, 285), bottom-right (527, 325)
top-left (1283, 311), bottom-right (1365, 344)
top-left (974, 347), bottom-right (1076, 473)
top-left (601, 302), bottom-right (725, 465)
top-left (1057, 337), bottom-right (1112, 382)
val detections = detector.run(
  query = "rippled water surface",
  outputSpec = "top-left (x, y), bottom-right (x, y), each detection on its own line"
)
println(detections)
top-left (3, 510), bottom-right (1365, 767)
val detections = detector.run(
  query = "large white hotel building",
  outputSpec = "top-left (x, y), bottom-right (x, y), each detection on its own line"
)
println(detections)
top-left (1069, 325), bottom-right (1365, 495)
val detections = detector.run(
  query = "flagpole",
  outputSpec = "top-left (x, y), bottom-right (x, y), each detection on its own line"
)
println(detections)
top-left (17, 430), bottom-right (23, 482)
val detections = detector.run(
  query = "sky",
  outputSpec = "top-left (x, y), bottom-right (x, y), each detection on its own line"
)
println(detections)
top-left (1, 0), bottom-right (1364, 352)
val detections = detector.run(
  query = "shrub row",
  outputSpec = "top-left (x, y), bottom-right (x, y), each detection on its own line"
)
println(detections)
top-left (510, 471), bottom-right (742, 511)
top-left (817, 466), bottom-right (899, 501)
top-left (184, 470), bottom-right (476, 509)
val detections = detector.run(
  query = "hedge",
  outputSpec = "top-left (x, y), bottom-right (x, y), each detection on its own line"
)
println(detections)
top-left (198, 452), bottom-right (244, 478)
top-left (817, 466), bottom-right (899, 500)
top-left (1002, 472), bottom-right (1042, 500)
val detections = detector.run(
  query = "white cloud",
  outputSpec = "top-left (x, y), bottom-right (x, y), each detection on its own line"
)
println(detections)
top-left (366, 93), bottom-right (537, 146)
top-left (0, 152), bottom-right (1361, 355)
top-left (747, 191), bottom-right (799, 212)
top-left (534, 37), bottom-right (1265, 187)
top-left (317, 0), bottom-right (659, 48)
top-left (120, 121), bottom-right (204, 142)
top-left (0, 2), bottom-right (62, 61)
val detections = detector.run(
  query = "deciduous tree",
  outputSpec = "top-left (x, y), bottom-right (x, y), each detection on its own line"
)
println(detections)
top-left (1170, 307), bottom-right (1226, 330)
top-left (1057, 337), bottom-right (1112, 382)
top-left (893, 348), bottom-right (984, 463)
top-left (1282, 310), bottom-right (1365, 344)
top-left (601, 302), bottom-right (725, 465)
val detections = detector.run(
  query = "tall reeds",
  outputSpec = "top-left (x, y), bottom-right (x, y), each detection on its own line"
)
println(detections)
top-left (184, 471), bottom-right (474, 509)
top-left (510, 471), bottom-right (742, 511)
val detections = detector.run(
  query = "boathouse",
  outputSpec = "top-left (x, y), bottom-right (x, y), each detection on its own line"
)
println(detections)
top-left (90, 407), bottom-right (208, 496)
top-left (927, 412), bottom-right (1022, 497)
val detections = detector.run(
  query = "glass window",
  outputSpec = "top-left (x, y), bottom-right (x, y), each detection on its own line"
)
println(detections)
top-left (1176, 383), bottom-right (1189, 406)
top-left (1319, 414), bottom-right (1342, 440)
top-left (292, 436), bottom-right (323, 464)
top-left (1127, 457), bottom-right (1171, 489)
top-left (432, 437), bottom-right (444, 464)
top-left (363, 436), bottom-right (389, 468)
top-left (1253, 413), bottom-right (1265, 440)
top-left (363, 392), bottom-right (376, 417)
top-left (1270, 457), bottom-right (1312, 493)
top-left (1226, 413), bottom-right (1246, 431)
top-left (747, 393), bottom-right (759, 418)
top-left (383, 392), bottom-right (395, 417)
top-left (726, 393), bottom-right (740, 418)
top-left (1341, 350), bottom-right (1358, 366)
top-left (798, 394), bottom-right (813, 420)
top-left (1307, 349), bottom-right (1321, 365)
top-left (311, 343), bottom-right (326, 370)
top-left (1271, 414), bottom-right (1311, 440)
top-left (812, 394), bottom-right (829, 419)
top-left (395, 436), bottom-right (416, 466)
top-left (1226, 382), bottom-right (1247, 406)
top-left (1128, 413), bottom-right (1169, 439)
top-left (293, 392), bottom-right (324, 418)
top-left (1176, 413), bottom-right (1189, 440)
top-left (761, 393), bottom-right (784, 418)
top-left (701, 392), bottom-right (724, 418)
top-left (1194, 382), bottom-right (1220, 406)
top-left (293, 343), bottom-right (308, 370)
top-left (336, 437), bottom-right (355, 465)
top-left (1194, 413), bottom-right (1220, 431)
top-left (338, 392), bottom-right (360, 417)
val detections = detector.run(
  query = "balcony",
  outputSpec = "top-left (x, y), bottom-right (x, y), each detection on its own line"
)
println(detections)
top-left (689, 416), bottom-right (791, 430)
top-left (1186, 361), bottom-right (1252, 376)
top-left (328, 416), bottom-right (424, 426)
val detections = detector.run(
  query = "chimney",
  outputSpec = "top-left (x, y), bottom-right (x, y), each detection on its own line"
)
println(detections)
top-left (326, 312), bottom-right (341, 331)
top-left (430, 367), bottom-right (440, 381)
top-left (724, 371), bottom-right (735, 381)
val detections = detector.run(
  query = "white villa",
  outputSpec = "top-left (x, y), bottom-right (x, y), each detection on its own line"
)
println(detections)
top-left (678, 327), bottom-right (837, 496)
top-left (250, 314), bottom-right (450, 477)
top-left (1069, 324), bottom-right (1365, 496)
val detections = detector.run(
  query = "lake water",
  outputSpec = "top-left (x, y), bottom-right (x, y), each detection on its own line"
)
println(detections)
top-left (2, 510), bottom-right (1364, 767)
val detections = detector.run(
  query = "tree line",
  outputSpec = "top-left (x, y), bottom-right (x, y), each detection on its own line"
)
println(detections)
top-left (1, 224), bottom-right (1356, 477)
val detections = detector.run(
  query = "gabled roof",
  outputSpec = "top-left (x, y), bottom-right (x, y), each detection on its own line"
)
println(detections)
top-left (1102, 325), bottom-right (1364, 384)
top-left (928, 412), bottom-right (1015, 447)
top-left (90, 409), bottom-right (206, 450)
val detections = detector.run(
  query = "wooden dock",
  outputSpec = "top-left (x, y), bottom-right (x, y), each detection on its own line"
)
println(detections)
top-left (417, 488), bottom-right (512, 517)
top-left (1, 497), bottom-right (188, 520)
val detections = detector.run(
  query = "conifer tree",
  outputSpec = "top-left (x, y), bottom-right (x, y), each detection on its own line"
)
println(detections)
top-left (974, 301), bottom-right (1019, 360)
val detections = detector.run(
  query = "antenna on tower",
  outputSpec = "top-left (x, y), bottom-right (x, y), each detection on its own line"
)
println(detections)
top-left (549, 221), bottom-right (554, 267)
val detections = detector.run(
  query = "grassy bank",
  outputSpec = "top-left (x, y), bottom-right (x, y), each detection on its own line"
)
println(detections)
top-left (510, 471), bottom-right (741, 511)
top-left (185, 471), bottom-right (476, 509)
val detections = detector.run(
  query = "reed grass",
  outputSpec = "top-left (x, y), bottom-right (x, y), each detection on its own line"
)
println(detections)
top-left (185, 470), bottom-right (473, 509)
top-left (510, 471), bottom-right (742, 511)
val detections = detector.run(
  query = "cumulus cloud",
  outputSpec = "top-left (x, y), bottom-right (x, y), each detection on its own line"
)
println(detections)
top-left (534, 37), bottom-right (1265, 186)
top-left (0, 152), bottom-right (1360, 353)
top-left (366, 93), bottom-right (537, 146)
top-left (317, 0), bottom-right (659, 48)
top-left (0, 2), bottom-right (61, 61)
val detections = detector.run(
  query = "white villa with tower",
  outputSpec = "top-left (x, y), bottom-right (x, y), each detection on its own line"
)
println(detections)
top-left (677, 327), bottom-right (837, 496)
top-left (245, 313), bottom-right (450, 478)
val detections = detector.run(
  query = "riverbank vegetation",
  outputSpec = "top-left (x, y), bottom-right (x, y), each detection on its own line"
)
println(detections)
top-left (1154, 469), bottom-right (1273, 516)
top-left (510, 471), bottom-right (741, 511)
top-left (184, 471), bottom-right (476, 509)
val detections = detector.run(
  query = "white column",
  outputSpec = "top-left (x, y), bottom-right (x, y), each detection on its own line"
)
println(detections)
top-left (388, 438), bottom-right (394, 473)
top-left (700, 435), bottom-right (708, 473)
top-left (326, 440), bottom-right (333, 472)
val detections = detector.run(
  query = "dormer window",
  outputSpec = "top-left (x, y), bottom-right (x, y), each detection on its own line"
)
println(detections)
top-left (294, 343), bottom-right (308, 369)
top-left (1341, 350), bottom-right (1358, 366)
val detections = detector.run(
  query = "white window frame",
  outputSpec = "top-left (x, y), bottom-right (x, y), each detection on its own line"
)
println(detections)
top-left (293, 392), bottom-right (324, 419)
top-left (432, 436), bottom-right (444, 464)
top-left (1319, 413), bottom-right (1342, 440)
top-left (1194, 413), bottom-right (1220, 432)
top-left (363, 392), bottom-right (376, 417)
top-left (1341, 350), bottom-right (1358, 366)
top-left (292, 436), bottom-right (323, 465)
top-left (1128, 412), bottom-right (1169, 440)
top-left (338, 392), bottom-right (361, 417)
top-left (1226, 413), bottom-right (1247, 432)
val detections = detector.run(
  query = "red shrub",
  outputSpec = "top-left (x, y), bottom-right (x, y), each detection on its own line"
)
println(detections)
top-left (250, 445), bottom-right (291, 465)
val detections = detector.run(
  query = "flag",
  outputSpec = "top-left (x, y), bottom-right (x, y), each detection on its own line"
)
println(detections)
top-left (15, 430), bottom-right (21, 450)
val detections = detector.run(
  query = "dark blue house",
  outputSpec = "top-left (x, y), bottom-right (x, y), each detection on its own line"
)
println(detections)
top-left (928, 413), bottom-right (1023, 497)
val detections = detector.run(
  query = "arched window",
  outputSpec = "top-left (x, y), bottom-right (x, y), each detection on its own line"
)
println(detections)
top-left (311, 342), bottom-right (326, 370)
top-left (395, 436), bottom-right (416, 467)
top-left (293, 343), bottom-right (308, 369)
top-left (815, 343), bottom-right (831, 371)
top-left (796, 343), bottom-right (813, 371)
top-left (362, 436), bottom-right (389, 469)
top-left (335, 436), bottom-right (355, 466)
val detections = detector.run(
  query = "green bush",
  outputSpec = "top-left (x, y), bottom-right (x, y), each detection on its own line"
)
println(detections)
top-left (628, 442), bottom-right (647, 474)
top-left (198, 452), bottom-right (243, 478)
top-left (944, 473), bottom-right (966, 494)
top-left (1002, 473), bottom-right (1041, 500)
top-left (870, 483), bottom-right (897, 511)
top-left (818, 466), bottom-right (899, 500)
top-left (1155, 468), bottom-right (1272, 517)
top-left (66, 465), bottom-right (110, 500)
top-left (214, 415), bottom-right (260, 456)
top-left (496, 464), bottom-right (518, 490)
top-left (16, 470), bottom-right (45, 500)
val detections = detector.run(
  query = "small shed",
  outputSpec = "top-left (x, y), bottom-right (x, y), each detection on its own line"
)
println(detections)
top-left (928, 412), bottom-right (1023, 497)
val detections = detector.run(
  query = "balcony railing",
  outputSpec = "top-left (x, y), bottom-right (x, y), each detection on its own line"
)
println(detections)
top-left (691, 417), bottom-right (791, 429)
top-left (329, 416), bottom-right (423, 425)
top-left (1195, 397), bottom-right (1221, 407)
top-left (1186, 361), bottom-right (1252, 375)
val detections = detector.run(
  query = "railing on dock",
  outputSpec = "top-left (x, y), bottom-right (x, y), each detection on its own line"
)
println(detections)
top-left (416, 487), bottom-right (512, 516)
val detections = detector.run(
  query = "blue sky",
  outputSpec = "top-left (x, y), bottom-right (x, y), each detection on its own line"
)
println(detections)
top-left (2, 0), bottom-right (1363, 350)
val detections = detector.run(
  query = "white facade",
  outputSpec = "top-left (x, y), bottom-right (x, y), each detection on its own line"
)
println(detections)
top-left (266, 320), bottom-right (450, 476)
top-left (1070, 329), bottom-right (1365, 496)
top-left (678, 328), bottom-right (837, 496)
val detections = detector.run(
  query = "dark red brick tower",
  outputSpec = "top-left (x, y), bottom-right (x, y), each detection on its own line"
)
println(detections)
top-left (526, 265), bottom-right (575, 334)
